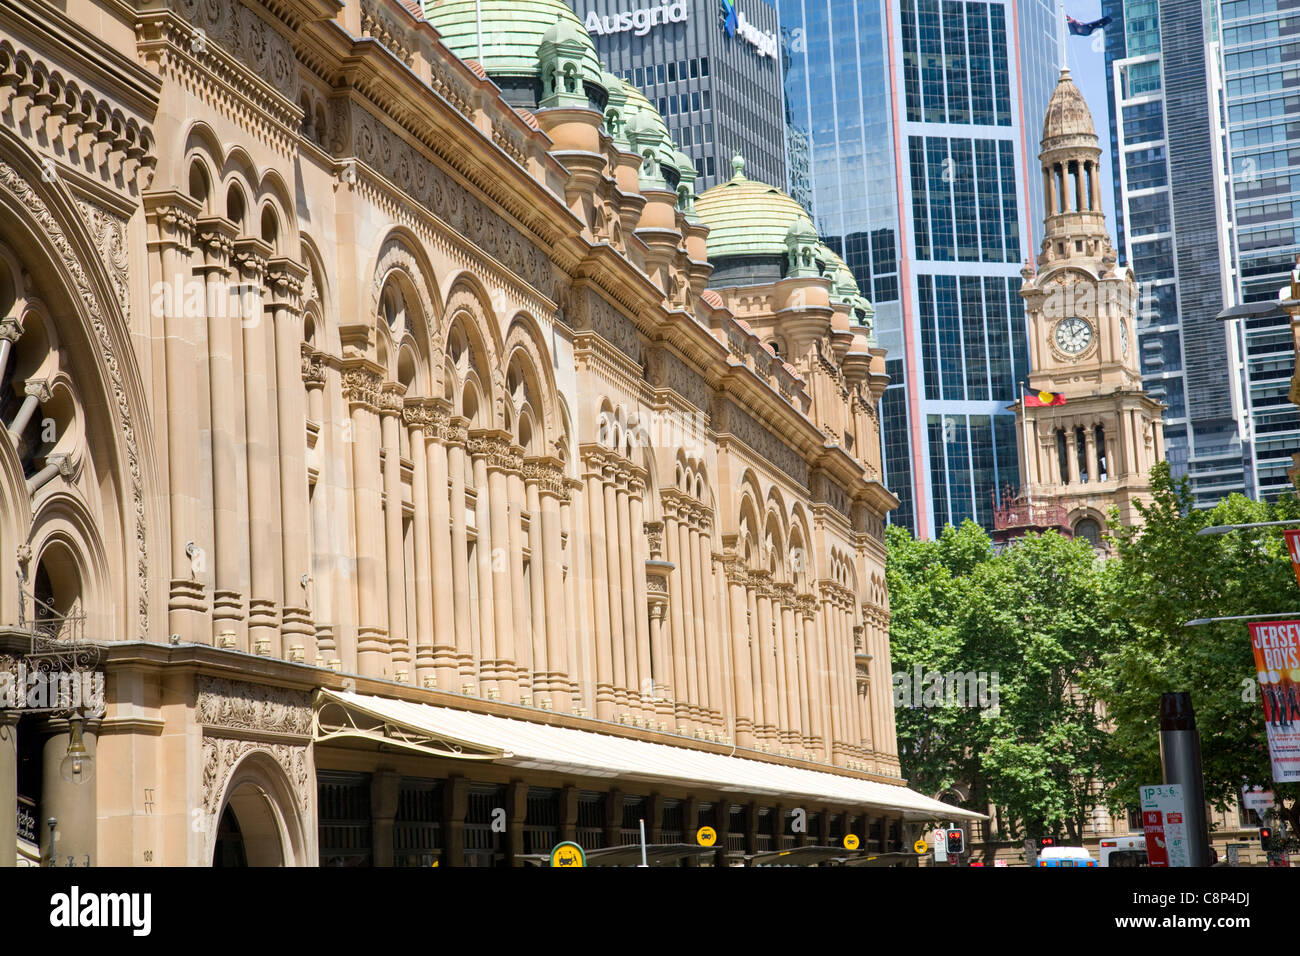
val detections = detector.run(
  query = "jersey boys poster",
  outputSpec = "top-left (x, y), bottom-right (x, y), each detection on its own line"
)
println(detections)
top-left (1248, 620), bottom-right (1300, 783)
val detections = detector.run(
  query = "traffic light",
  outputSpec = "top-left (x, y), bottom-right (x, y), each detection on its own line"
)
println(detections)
top-left (1259, 827), bottom-right (1273, 851)
top-left (1038, 836), bottom-right (1056, 850)
top-left (946, 828), bottom-right (965, 856)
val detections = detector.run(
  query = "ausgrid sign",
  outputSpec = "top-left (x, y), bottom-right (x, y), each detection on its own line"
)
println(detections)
top-left (585, 2), bottom-right (689, 37)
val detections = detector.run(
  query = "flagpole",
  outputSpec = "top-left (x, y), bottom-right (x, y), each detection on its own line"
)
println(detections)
top-left (1021, 381), bottom-right (1035, 511)
top-left (1057, 0), bottom-right (1068, 72)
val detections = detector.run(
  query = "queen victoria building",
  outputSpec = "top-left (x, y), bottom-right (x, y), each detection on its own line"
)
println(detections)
top-left (0, 0), bottom-right (971, 866)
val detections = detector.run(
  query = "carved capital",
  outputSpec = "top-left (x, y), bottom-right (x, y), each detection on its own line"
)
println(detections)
top-left (379, 381), bottom-right (407, 417)
top-left (0, 317), bottom-right (22, 345)
top-left (524, 456), bottom-right (568, 499)
top-left (300, 344), bottom-right (328, 390)
top-left (340, 362), bottom-right (382, 410)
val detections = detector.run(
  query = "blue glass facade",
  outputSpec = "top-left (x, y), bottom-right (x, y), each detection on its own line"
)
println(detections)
top-left (1220, 0), bottom-right (1300, 498)
top-left (782, 0), bottom-right (1050, 537)
top-left (1103, 0), bottom-right (1254, 505)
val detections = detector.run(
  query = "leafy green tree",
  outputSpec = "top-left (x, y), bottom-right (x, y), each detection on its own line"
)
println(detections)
top-left (887, 522), bottom-right (1118, 841)
top-left (1096, 462), bottom-right (1300, 839)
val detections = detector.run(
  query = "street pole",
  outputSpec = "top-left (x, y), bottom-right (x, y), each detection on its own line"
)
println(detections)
top-left (1159, 692), bottom-right (1212, 867)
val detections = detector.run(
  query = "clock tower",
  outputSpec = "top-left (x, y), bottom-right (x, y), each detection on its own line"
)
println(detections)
top-left (1010, 69), bottom-right (1165, 545)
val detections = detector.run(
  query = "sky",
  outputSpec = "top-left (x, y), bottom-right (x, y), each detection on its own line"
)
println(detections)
top-left (1058, 1), bottom-right (1118, 240)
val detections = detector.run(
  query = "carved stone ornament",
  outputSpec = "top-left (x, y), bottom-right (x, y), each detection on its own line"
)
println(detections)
top-left (0, 162), bottom-right (150, 637)
top-left (201, 736), bottom-right (310, 820)
top-left (341, 365), bottom-right (382, 409)
top-left (196, 675), bottom-right (312, 737)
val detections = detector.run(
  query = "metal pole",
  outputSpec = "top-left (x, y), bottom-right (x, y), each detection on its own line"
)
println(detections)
top-left (639, 818), bottom-right (648, 867)
top-left (1020, 382), bottom-right (1034, 509)
top-left (1159, 692), bottom-right (1212, 866)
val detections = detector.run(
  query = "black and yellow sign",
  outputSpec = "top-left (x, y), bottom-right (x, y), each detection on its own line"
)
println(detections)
top-left (696, 826), bottom-right (717, 847)
top-left (843, 834), bottom-right (860, 851)
top-left (549, 841), bottom-right (586, 867)
top-left (913, 838), bottom-right (929, 855)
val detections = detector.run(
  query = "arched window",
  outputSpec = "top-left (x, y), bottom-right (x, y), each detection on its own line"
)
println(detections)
top-left (1075, 518), bottom-right (1102, 549)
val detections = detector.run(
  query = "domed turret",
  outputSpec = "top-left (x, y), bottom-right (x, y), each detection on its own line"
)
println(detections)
top-left (424, 0), bottom-right (605, 109)
top-left (1037, 69), bottom-right (1108, 255)
top-left (1041, 68), bottom-right (1097, 148)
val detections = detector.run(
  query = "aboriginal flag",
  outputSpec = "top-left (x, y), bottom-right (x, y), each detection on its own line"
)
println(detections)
top-left (1067, 15), bottom-right (1112, 36)
top-left (1025, 391), bottom-right (1067, 407)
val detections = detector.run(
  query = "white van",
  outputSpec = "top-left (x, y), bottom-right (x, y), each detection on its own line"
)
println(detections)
top-left (1098, 835), bottom-right (1148, 867)
top-left (1037, 846), bottom-right (1097, 867)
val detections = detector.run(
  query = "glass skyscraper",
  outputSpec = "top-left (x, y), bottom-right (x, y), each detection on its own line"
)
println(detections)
top-left (1219, 0), bottom-right (1300, 499)
top-left (782, 0), bottom-right (1057, 537)
top-left (1102, 0), bottom-right (1253, 506)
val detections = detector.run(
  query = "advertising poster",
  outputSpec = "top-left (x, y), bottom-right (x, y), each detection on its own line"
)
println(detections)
top-left (1247, 620), bottom-right (1300, 783)
top-left (1139, 784), bottom-right (1190, 868)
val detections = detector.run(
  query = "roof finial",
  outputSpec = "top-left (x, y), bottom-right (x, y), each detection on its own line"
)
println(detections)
top-left (732, 153), bottom-right (746, 179)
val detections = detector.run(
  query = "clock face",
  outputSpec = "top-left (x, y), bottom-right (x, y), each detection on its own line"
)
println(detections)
top-left (1121, 319), bottom-right (1129, 358)
top-left (1054, 317), bottom-right (1093, 356)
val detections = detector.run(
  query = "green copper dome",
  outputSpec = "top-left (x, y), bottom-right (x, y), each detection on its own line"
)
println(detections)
top-left (424, 0), bottom-right (603, 86)
top-left (697, 156), bottom-right (822, 261)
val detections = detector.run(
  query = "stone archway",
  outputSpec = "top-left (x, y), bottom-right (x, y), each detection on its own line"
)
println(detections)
top-left (210, 748), bottom-right (308, 867)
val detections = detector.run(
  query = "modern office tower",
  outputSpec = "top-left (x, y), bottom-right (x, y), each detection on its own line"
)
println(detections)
top-left (1101, 0), bottom-right (1252, 505)
top-left (781, 0), bottom-right (1057, 537)
top-left (1219, 0), bottom-right (1300, 499)
top-left (567, 0), bottom-right (786, 190)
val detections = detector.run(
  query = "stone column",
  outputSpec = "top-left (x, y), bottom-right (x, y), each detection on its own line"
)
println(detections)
top-left (755, 574), bottom-right (777, 746)
top-left (504, 444), bottom-right (529, 700)
top-left (342, 361), bottom-right (388, 677)
top-left (699, 521), bottom-right (724, 729)
top-left (370, 769), bottom-right (400, 867)
top-left (302, 349), bottom-right (331, 664)
top-left (583, 453), bottom-right (615, 719)
top-left (380, 383), bottom-right (409, 680)
top-left (628, 478), bottom-right (652, 724)
top-left (746, 581), bottom-right (763, 743)
top-left (664, 503), bottom-right (690, 732)
top-left (524, 462), bottom-right (548, 703)
top-left (269, 258), bottom-right (314, 663)
top-left (603, 463), bottom-right (628, 714)
top-left (145, 193), bottom-right (207, 644)
top-left (197, 218), bottom-right (242, 649)
top-left (236, 239), bottom-right (284, 659)
top-left (533, 459), bottom-right (570, 711)
top-left (444, 418), bottom-right (473, 686)
top-left (0, 713), bottom-right (16, 867)
top-left (688, 516), bottom-right (710, 725)
top-left (676, 509), bottom-right (699, 723)
top-left (1085, 426), bottom-right (1099, 483)
top-left (468, 432), bottom-right (498, 698)
top-left (615, 471), bottom-right (639, 716)
top-left (821, 588), bottom-right (842, 761)
top-left (778, 588), bottom-right (800, 747)
top-left (405, 401), bottom-right (435, 686)
top-left (1067, 428), bottom-right (1082, 485)
top-left (561, 484), bottom-right (586, 709)
top-left (724, 557), bottom-right (755, 746)
top-left (801, 596), bottom-right (827, 756)
top-left (40, 717), bottom-right (98, 867)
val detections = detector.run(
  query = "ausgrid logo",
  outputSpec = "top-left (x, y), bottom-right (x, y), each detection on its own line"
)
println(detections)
top-left (585, 2), bottom-right (688, 38)
top-left (49, 887), bottom-right (151, 937)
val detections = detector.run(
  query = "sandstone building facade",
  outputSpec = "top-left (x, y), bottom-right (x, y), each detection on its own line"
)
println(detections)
top-left (0, 0), bottom-right (967, 866)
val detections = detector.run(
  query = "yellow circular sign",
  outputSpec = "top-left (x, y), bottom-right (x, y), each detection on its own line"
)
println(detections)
top-left (549, 841), bottom-right (586, 868)
top-left (696, 826), bottom-right (717, 847)
top-left (843, 834), bottom-right (861, 850)
top-left (914, 838), bottom-right (929, 855)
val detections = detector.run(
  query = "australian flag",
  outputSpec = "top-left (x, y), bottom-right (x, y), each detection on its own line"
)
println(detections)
top-left (1066, 14), bottom-right (1112, 35)
top-left (721, 0), bottom-right (738, 36)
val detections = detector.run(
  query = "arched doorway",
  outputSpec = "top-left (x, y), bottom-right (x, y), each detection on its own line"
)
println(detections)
top-left (210, 750), bottom-right (308, 867)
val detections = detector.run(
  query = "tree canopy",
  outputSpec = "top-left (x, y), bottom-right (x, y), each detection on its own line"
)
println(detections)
top-left (887, 462), bottom-right (1300, 844)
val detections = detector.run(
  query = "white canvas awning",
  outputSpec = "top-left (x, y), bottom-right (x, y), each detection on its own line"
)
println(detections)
top-left (315, 689), bottom-right (983, 822)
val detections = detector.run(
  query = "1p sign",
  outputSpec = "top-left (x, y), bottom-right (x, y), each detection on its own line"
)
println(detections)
top-left (1285, 530), bottom-right (1300, 590)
